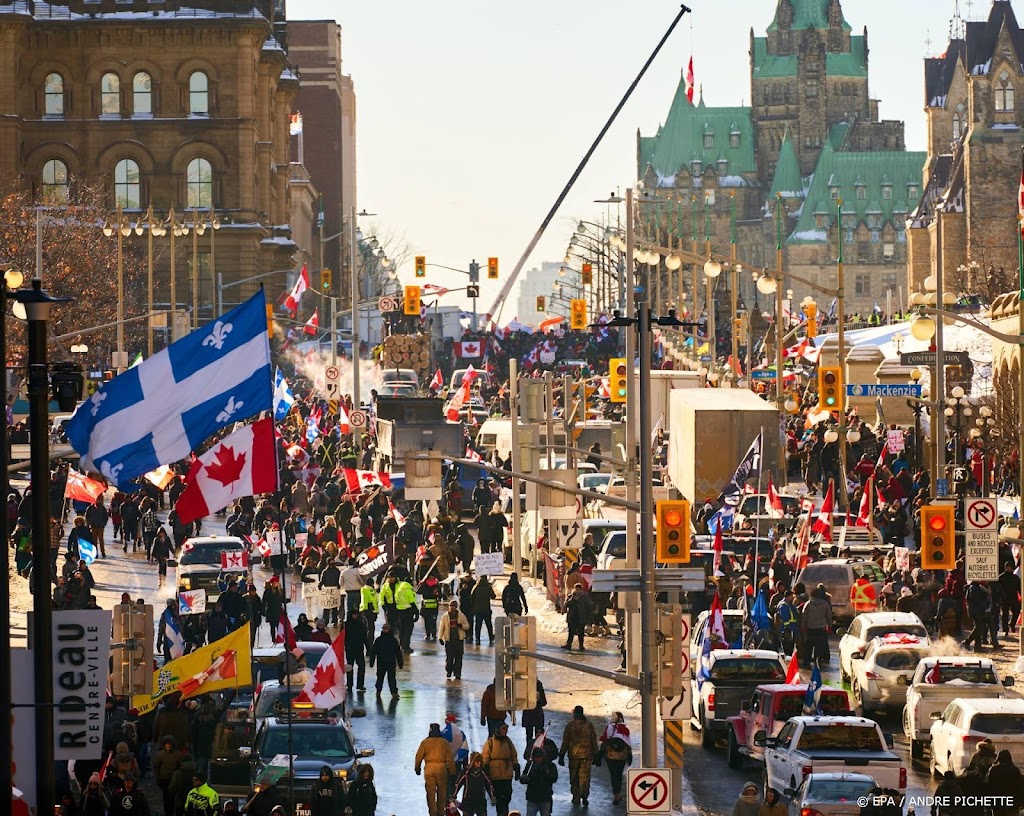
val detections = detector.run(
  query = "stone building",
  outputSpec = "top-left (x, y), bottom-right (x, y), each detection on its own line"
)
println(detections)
top-left (908, 0), bottom-right (1024, 301)
top-left (637, 0), bottom-right (925, 329)
top-left (0, 0), bottom-right (317, 338)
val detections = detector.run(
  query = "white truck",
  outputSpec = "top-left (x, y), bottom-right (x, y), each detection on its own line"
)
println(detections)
top-left (902, 656), bottom-right (1016, 760)
top-left (690, 649), bottom-right (787, 748)
top-left (757, 715), bottom-right (906, 797)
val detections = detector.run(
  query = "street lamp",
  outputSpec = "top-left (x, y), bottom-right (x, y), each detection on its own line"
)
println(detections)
top-left (703, 258), bottom-right (721, 359)
top-left (908, 368), bottom-right (927, 469)
top-left (102, 205), bottom-right (128, 368)
top-left (944, 386), bottom-right (972, 466)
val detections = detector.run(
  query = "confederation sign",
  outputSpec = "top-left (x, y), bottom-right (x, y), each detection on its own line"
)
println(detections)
top-left (846, 384), bottom-right (923, 398)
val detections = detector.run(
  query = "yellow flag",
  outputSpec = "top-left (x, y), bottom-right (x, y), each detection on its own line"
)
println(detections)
top-left (132, 625), bottom-right (252, 715)
top-left (696, 342), bottom-right (710, 355)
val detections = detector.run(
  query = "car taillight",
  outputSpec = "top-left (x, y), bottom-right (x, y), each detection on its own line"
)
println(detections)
top-left (707, 693), bottom-right (715, 711)
top-left (801, 765), bottom-right (812, 778)
top-left (864, 671), bottom-right (882, 680)
top-left (899, 767), bottom-right (907, 789)
top-left (963, 735), bottom-right (984, 745)
top-left (800, 809), bottom-right (824, 816)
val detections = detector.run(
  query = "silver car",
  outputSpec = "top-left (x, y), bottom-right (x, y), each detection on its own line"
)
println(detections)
top-left (784, 772), bottom-right (884, 816)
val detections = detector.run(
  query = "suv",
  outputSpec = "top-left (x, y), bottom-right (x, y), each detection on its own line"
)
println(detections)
top-left (930, 698), bottom-right (1024, 776)
top-left (176, 536), bottom-right (250, 601)
top-left (798, 559), bottom-right (886, 622)
top-left (838, 612), bottom-right (929, 684)
top-left (849, 635), bottom-right (930, 717)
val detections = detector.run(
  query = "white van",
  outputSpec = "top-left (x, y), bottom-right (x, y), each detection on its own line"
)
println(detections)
top-left (380, 368), bottom-right (419, 388)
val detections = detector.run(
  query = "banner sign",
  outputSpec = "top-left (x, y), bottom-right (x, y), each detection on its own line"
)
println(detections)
top-left (473, 552), bottom-right (505, 576)
top-left (53, 609), bottom-right (113, 760)
top-left (356, 537), bottom-right (397, 579)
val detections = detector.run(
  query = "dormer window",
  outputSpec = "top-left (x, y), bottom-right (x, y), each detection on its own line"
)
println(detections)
top-left (830, 185), bottom-right (840, 200)
top-left (730, 131), bottom-right (741, 148)
top-left (717, 158), bottom-right (728, 175)
top-left (907, 183), bottom-right (919, 199)
top-left (690, 160), bottom-right (703, 176)
top-left (855, 183), bottom-right (866, 200)
top-left (996, 70), bottom-right (1015, 112)
top-left (882, 184), bottom-right (893, 200)
top-left (703, 132), bottom-right (714, 150)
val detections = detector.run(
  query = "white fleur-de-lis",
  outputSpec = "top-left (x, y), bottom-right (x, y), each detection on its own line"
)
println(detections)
top-left (202, 320), bottom-right (233, 351)
top-left (89, 391), bottom-right (107, 417)
top-left (99, 460), bottom-right (123, 482)
top-left (216, 396), bottom-right (244, 423)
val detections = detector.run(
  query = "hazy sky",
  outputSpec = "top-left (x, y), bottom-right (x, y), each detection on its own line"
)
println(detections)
top-left (289, 0), bottom-right (999, 316)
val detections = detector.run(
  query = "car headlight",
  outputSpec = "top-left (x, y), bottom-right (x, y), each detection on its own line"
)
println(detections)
top-left (336, 769), bottom-right (347, 778)
top-left (180, 577), bottom-right (191, 590)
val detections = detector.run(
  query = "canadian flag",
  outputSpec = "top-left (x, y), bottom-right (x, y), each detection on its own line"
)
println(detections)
top-left (293, 630), bottom-right (347, 709)
top-left (282, 265), bottom-right (310, 314)
top-left (455, 341), bottom-right (481, 358)
top-left (784, 339), bottom-right (809, 359)
top-left (712, 519), bottom-right (723, 576)
top-left (65, 467), bottom-right (106, 503)
top-left (174, 418), bottom-right (279, 525)
top-left (856, 480), bottom-right (873, 527)
top-left (445, 379), bottom-right (471, 422)
top-left (179, 649), bottom-right (239, 698)
top-left (685, 56), bottom-right (695, 104)
top-left (766, 474), bottom-right (784, 519)
top-left (461, 365), bottom-right (479, 384)
top-left (256, 538), bottom-right (273, 558)
top-left (811, 481), bottom-right (835, 541)
top-left (221, 550), bottom-right (250, 569)
top-left (336, 401), bottom-right (351, 435)
top-left (275, 611), bottom-right (297, 649)
top-left (304, 309), bottom-right (319, 336)
top-left (342, 468), bottom-right (393, 494)
top-left (388, 499), bottom-right (405, 526)
top-left (429, 368), bottom-right (443, 390)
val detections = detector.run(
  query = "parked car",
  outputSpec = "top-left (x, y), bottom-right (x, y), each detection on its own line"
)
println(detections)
top-left (783, 772), bottom-right (885, 816)
top-left (798, 559), bottom-right (887, 622)
top-left (838, 612), bottom-right (929, 684)
top-left (929, 698), bottom-right (1024, 776)
top-left (849, 634), bottom-right (930, 717)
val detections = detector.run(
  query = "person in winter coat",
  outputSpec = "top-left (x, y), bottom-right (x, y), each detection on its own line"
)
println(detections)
top-left (420, 574), bottom-right (442, 640)
top-left (598, 712), bottom-right (633, 804)
top-left (183, 769), bottom-right (220, 816)
top-left (262, 578), bottom-right (284, 641)
top-left (929, 772), bottom-right (964, 816)
top-left (558, 705), bottom-right (599, 807)
top-left (454, 752), bottom-right (496, 816)
top-left (109, 773), bottom-right (149, 816)
top-left (759, 788), bottom-right (787, 816)
top-left (319, 558), bottom-right (342, 626)
top-left (480, 682), bottom-right (509, 737)
top-left (153, 700), bottom-right (190, 757)
top-left (482, 722), bottom-right (519, 816)
top-left (520, 679), bottom-right (547, 753)
top-left (439, 599), bottom-right (471, 680)
top-left (85, 497), bottom-right (109, 558)
top-left (368, 622), bottom-right (403, 696)
top-left (243, 585), bottom-right (264, 646)
top-left (563, 584), bottom-right (593, 652)
top-left (113, 741), bottom-right (139, 779)
top-left (152, 736), bottom-right (182, 815)
top-left (987, 749), bottom-right (1023, 816)
top-left (415, 723), bottom-right (457, 816)
top-left (151, 528), bottom-right (173, 588)
top-left (347, 763), bottom-right (378, 816)
top-left (501, 573), bottom-right (529, 617)
top-left (732, 781), bottom-right (762, 816)
top-left (80, 773), bottom-right (111, 816)
top-left (458, 575), bottom-right (476, 640)
top-left (310, 764), bottom-right (348, 816)
top-left (169, 753), bottom-right (198, 815)
top-left (520, 746), bottom-right (558, 815)
top-left (293, 612), bottom-right (314, 642)
top-left (344, 609), bottom-right (369, 692)
top-left (472, 576), bottom-right (496, 644)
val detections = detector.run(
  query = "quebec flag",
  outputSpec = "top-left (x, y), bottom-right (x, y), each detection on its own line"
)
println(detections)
top-left (67, 290), bottom-right (273, 486)
top-left (802, 664), bottom-right (823, 715)
top-left (273, 368), bottom-right (295, 421)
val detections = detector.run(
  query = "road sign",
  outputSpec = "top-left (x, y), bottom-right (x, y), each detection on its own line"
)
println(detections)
top-left (349, 409), bottom-right (367, 429)
top-left (627, 768), bottom-right (672, 814)
top-left (935, 478), bottom-right (949, 497)
top-left (660, 689), bottom-right (690, 721)
top-left (900, 350), bottom-right (970, 366)
top-left (751, 370), bottom-right (777, 380)
top-left (556, 520), bottom-right (582, 551)
top-left (324, 365), bottom-right (340, 400)
top-left (965, 497), bottom-right (999, 582)
top-left (378, 295), bottom-right (398, 312)
top-left (846, 383), bottom-right (923, 398)
top-left (590, 568), bottom-right (707, 593)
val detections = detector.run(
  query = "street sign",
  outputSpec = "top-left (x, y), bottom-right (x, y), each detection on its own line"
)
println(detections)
top-left (324, 365), bottom-right (340, 400)
top-left (935, 478), bottom-right (949, 497)
top-left (846, 383), bottom-right (922, 398)
top-left (751, 370), bottom-right (777, 380)
top-left (900, 350), bottom-right (970, 366)
top-left (965, 497), bottom-right (999, 582)
top-left (378, 295), bottom-right (398, 312)
top-left (627, 768), bottom-right (672, 814)
top-left (349, 409), bottom-right (367, 429)
top-left (556, 519), bottom-right (582, 551)
top-left (590, 568), bottom-right (707, 593)
top-left (660, 690), bottom-right (690, 721)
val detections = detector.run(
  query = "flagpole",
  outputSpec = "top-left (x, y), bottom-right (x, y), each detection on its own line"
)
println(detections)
top-left (754, 429), bottom-right (763, 593)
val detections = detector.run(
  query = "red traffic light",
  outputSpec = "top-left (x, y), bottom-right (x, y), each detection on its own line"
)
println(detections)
top-left (664, 509), bottom-right (683, 526)
top-left (823, 372), bottom-right (837, 385)
top-left (615, 363), bottom-right (627, 376)
top-left (928, 514), bottom-right (947, 532)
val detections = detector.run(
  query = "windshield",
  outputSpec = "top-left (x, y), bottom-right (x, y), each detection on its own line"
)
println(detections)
top-left (257, 688), bottom-right (340, 720)
top-left (806, 778), bottom-right (877, 803)
top-left (709, 658), bottom-right (784, 682)
top-left (928, 665), bottom-right (998, 684)
top-left (260, 725), bottom-right (353, 758)
top-left (865, 625), bottom-right (928, 641)
top-left (181, 544), bottom-right (242, 566)
top-left (580, 475), bottom-right (611, 491)
top-left (853, 563), bottom-right (886, 581)
top-left (971, 714), bottom-right (1024, 735)
top-left (799, 725), bottom-right (884, 751)
top-left (777, 692), bottom-right (848, 720)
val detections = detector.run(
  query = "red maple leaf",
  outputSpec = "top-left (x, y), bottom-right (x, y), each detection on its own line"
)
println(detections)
top-left (205, 445), bottom-right (246, 487)
top-left (310, 663), bottom-right (337, 695)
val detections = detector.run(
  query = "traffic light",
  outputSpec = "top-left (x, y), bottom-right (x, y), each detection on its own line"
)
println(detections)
top-left (920, 504), bottom-right (955, 569)
top-left (319, 268), bottom-right (332, 293)
top-left (415, 256), bottom-right (426, 278)
top-left (733, 317), bottom-right (747, 345)
top-left (536, 295), bottom-right (545, 312)
top-left (403, 285), bottom-right (421, 315)
top-left (817, 365), bottom-right (843, 412)
top-left (488, 257), bottom-right (499, 279)
top-left (805, 301), bottom-right (818, 339)
top-left (609, 357), bottom-right (628, 404)
top-left (467, 284), bottom-right (480, 298)
top-left (570, 299), bottom-right (588, 330)
top-left (581, 263), bottom-right (593, 285)
top-left (656, 499), bottom-right (691, 564)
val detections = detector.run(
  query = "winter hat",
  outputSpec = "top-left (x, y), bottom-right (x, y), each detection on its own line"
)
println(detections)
top-left (445, 713), bottom-right (458, 723)
top-left (88, 773), bottom-right (101, 785)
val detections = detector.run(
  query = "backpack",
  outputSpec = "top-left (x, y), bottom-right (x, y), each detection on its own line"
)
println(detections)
top-left (604, 737), bottom-right (629, 762)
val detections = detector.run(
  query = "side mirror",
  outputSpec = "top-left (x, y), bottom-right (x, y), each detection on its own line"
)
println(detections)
top-left (783, 787), bottom-right (796, 798)
top-left (238, 747), bottom-right (251, 759)
top-left (884, 733), bottom-right (895, 749)
top-left (741, 701), bottom-right (751, 712)
top-left (1004, 676), bottom-right (1016, 687)
top-left (851, 651), bottom-right (865, 661)
top-left (752, 730), bottom-right (767, 747)
top-left (836, 627), bottom-right (847, 637)
top-left (929, 712), bottom-right (943, 721)
top-left (359, 748), bottom-right (375, 758)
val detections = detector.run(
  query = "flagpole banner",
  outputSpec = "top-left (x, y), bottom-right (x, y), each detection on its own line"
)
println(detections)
top-left (717, 432), bottom-right (763, 507)
top-left (52, 609), bottom-right (113, 760)
top-left (67, 289), bottom-right (273, 486)
top-left (132, 626), bottom-right (252, 715)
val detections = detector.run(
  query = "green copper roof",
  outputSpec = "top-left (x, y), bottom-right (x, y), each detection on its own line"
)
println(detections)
top-left (788, 140), bottom-right (926, 243)
top-left (769, 132), bottom-right (805, 199)
top-left (767, 0), bottom-right (852, 32)
top-left (752, 36), bottom-right (867, 78)
top-left (639, 73), bottom-right (755, 183)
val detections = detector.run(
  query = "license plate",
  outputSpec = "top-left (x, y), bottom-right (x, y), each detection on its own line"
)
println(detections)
top-left (896, 675), bottom-right (909, 685)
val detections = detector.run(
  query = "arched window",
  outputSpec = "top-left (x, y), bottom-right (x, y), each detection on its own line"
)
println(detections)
top-left (101, 72), bottom-right (120, 115)
top-left (133, 72), bottom-right (152, 116)
top-left (187, 158), bottom-right (213, 208)
top-left (996, 70), bottom-right (1015, 112)
top-left (44, 73), bottom-right (64, 116)
top-left (114, 159), bottom-right (141, 209)
top-left (41, 159), bottom-right (69, 203)
top-left (189, 71), bottom-right (209, 115)
top-left (952, 102), bottom-right (966, 139)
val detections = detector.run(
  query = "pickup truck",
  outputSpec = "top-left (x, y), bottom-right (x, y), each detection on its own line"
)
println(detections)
top-left (725, 683), bottom-right (851, 768)
top-left (902, 656), bottom-right (1016, 760)
top-left (757, 715), bottom-right (906, 797)
top-left (691, 649), bottom-right (786, 749)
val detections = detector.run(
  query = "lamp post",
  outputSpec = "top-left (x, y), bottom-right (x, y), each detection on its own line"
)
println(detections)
top-left (166, 208), bottom-right (189, 341)
top-left (944, 386), bottom-right (972, 467)
top-left (907, 368), bottom-right (927, 470)
top-left (704, 257), bottom-right (721, 359)
top-left (101, 207), bottom-right (128, 368)
top-left (16, 277), bottom-right (71, 816)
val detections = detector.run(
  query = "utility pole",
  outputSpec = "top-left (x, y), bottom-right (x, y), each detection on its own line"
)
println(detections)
top-left (624, 189), bottom-right (639, 635)
top-left (350, 206), bottom-right (361, 441)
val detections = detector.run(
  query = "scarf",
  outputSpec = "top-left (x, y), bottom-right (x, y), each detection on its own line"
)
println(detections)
top-left (602, 722), bottom-right (631, 744)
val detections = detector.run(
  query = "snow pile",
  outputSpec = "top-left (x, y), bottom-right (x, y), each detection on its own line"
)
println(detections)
top-left (523, 580), bottom-right (566, 636)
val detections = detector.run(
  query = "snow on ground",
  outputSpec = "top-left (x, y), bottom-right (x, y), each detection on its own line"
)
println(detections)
top-left (524, 579), bottom-right (567, 636)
